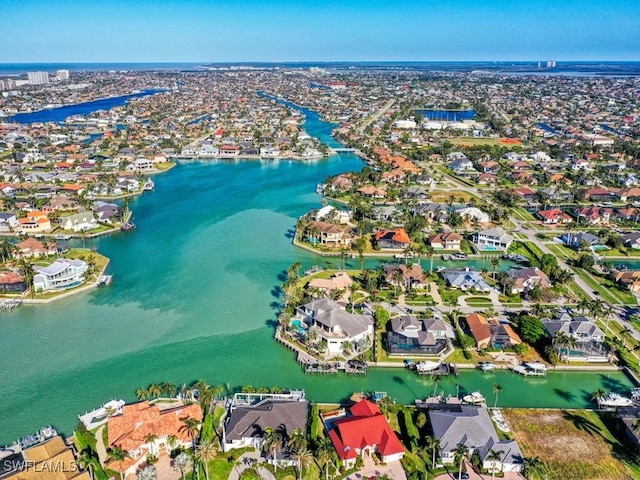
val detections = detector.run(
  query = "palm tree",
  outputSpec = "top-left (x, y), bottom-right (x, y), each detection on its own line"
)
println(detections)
top-left (148, 383), bottom-right (162, 399)
top-left (486, 448), bottom-right (503, 480)
top-left (195, 439), bottom-right (217, 480)
top-left (493, 383), bottom-right (503, 408)
top-left (454, 443), bottom-right (468, 480)
top-left (315, 438), bottom-right (334, 480)
top-left (262, 426), bottom-right (284, 472)
top-left (591, 388), bottom-right (606, 407)
top-left (524, 455), bottom-right (542, 480)
top-left (106, 446), bottom-right (129, 480)
top-left (292, 447), bottom-right (313, 480)
top-left (144, 433), bottom-right (158, 452)
top-left (77, 448), bottom-right (98, 480)
top-left (391, 268), bottom-right (404, 296)
top-left (161, 381), bottom-right (177, 397)
top-left (576, 297), bottom-right (591, 315)
top-left (136, 387), bottom-right (150, 401)
top-left (621, 327), bottom-right (633, 349)
top-left (490, 256), bottom-right (500, 280)
top-left (173, 452), bottom-right (190, 480)
top-left (181, 417), bottom-right (202, 450)
top-left (137, 465), bottom-right (157, 480)
top-left (425, 435), bottom-right (441, 470)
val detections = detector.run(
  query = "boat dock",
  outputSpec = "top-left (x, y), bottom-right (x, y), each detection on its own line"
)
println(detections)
top-left (0, 298), bottom-right (21, 311)
top-left (304, 360), bottom-right (368, 375)
top-left (97, 275), bottom-right (113, 286)
top-left (510, 364), bottom-right (547, 376)
top-left (414, 362), bottom-right (459, 377)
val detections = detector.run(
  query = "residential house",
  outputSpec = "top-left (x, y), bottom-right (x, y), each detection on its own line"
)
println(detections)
top-left (295, 298), bottom-right (373, 354)
top-left (17, 237), bottom-right (57, 258)
top-left (60, 211), bottom-right (99, 232)
top-left (387, 315), bottom-right (449, 355)
top-left (223, 397), bottom-right (308, 460)
top-left (428, 232), bottom-right (462, 251)
top-left (415, 203), bottom-right (448, 223)
top-left (506, 267), bottom-right (551, 294)
top-left (16, 211), bottom-right (52, 234)
top-left (473, 228), bottom-right (513, 252)
top-left (0, 272), bottom-right (26, 293)
top-left (562, 231), bottom-right (601, 249)
top-left (403, 185), bottom-right (430, 202)
top-left (428, 405), bottom-right (524, 473)
top-left (384, 263), bottom-right (427, 290)
top-left (464, 313), bottom-right (522, 349)
top-left (33, 258), bottom-right (88, 292)
top-left (457, 207), bottom-right (490, 224)
top-left (106, 401), bottom-right (203, 477)
top-left (125, 158), bottom-right (154, 172)
top-left (327, 399), bottom-right (405, 468)
top-left (375, 228), bottom-right (411, 249)
top-left (441, 269), bottom-right (491, 292)
top-left (477, 173), bottom-right (498, 185)
top-left (576, 206), bottom-right (612, 225)
top-left (537, 208), bottom-right (573, 224)
top-left (372, 205), bottom-right (403, 224)
top-left (510, 187), bottom-right (537, 202)
top-left (448, 158), bottom-right (475, 174)
top-left (622, 232), bottom-right (640, 249)
top-left (610, 269), bottom-right (640, 293)
top-left (542, 312), bottom-right (607, 361)
top-left (306, 221), bottom-right (351, 246)
top-left (308, 271), bottom-right (353, 295)
top-left (219, 145), bottom-right (240, 157)
top-left (0, 212), bottom-right (18, 232)
top-left (2, 435), bottom-right (90, 480)
top-left (314, 205), bottom-right (352, 224)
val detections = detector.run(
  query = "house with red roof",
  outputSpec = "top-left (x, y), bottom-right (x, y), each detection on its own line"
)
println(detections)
top-left (375, 228), bottom-right (411, 249)
top-left (537, 208), bottom-right (573, 224)
top-left (106, 401), bottom-right (203, 477)
top-left (327, 399), bottom-right (405, 468)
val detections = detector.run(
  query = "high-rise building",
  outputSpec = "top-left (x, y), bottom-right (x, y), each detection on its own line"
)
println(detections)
top-left (27, 71), bottom-right (49, 85)
top-left (56, 69), bottom-right (70, 81)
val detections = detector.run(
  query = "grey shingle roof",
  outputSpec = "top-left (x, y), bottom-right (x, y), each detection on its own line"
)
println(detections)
top-left (224, 399), bottom-right (308, 442)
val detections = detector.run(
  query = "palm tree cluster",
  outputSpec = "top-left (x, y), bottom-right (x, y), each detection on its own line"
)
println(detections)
top-left (136, 381), bottom-right (178, 401)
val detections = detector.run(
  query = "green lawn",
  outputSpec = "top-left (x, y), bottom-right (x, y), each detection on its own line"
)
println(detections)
top-left (574, 268), bottom-right (637, 305)
top-left (545, 243), bottom-right (577, 260)
top-left (512, 208), bottom-right (537, 222)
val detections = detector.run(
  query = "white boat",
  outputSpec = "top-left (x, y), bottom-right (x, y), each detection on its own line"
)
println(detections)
top-left (462, 391), bottom-right (486, 404)
top-left (478, 361), bottom-right (496, 371)
top-left (55, 234), bottom-right (71, 240)
top-left (524, 361), bottom-right (548, 372)
top-left (599, 392), bottom-right (634, 408)
top-left (415, 361), bottom-right (441, 372)
top-left (143, 179), bottom-right (155, 191)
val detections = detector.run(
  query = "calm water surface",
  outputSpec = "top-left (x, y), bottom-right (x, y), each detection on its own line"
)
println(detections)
top-left (0, 99), bottom-right (634, 445)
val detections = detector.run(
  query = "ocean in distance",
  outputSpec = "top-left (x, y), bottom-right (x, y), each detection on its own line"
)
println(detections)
top-left (1, 61), bottom-right (640, 76)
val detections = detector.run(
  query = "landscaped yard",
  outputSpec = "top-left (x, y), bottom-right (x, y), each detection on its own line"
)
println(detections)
top-left (574, 268), bottom-right (638, 305)
top-left (504, 409), bottom-right (640, 480)
top-left (464, 296), bottom-right (493, 307)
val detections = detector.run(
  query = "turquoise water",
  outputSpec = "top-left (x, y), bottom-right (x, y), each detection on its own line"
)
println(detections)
top-left (0, 101), bottom-right (634, 445)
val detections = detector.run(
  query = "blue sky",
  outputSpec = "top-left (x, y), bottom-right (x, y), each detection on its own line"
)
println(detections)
top-left (1, 0), bottom-right (638, 62)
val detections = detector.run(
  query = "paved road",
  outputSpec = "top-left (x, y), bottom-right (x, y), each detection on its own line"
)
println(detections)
top-left (440, 168), bottom-right (640, 345)
top-left (358, 99), bottom-right (395, 134)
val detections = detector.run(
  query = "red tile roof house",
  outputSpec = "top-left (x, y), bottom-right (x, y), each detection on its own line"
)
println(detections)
top-left (375, 228), bottom-right (411, 249)
top-left (106, 401), bottom-right (203, 477)
top-left (576, 206), bottom-right (612, 225)
top-left (327, 399), bottom-right (405, 468)
top-left (537, 208), bottom-right (573, 224)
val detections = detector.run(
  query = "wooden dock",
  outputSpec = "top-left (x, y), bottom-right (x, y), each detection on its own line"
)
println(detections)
top-left (415, 363), bottom-right (458, 377)
top-left (305, 360), bottom-right (367, 375)
top-left (510, 364), bottom-right (547, 376)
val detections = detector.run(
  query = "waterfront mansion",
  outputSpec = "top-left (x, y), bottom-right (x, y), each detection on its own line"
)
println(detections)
top-left (33, 258), bottom-right (88, 292)
top-left (295, 298), bottom-right (373, 355)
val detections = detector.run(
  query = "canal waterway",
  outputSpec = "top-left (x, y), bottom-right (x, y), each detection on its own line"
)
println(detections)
top-left (0, 95), bottom-right (634, 445)
top-left (8, 89), bottom-right (165, 124)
